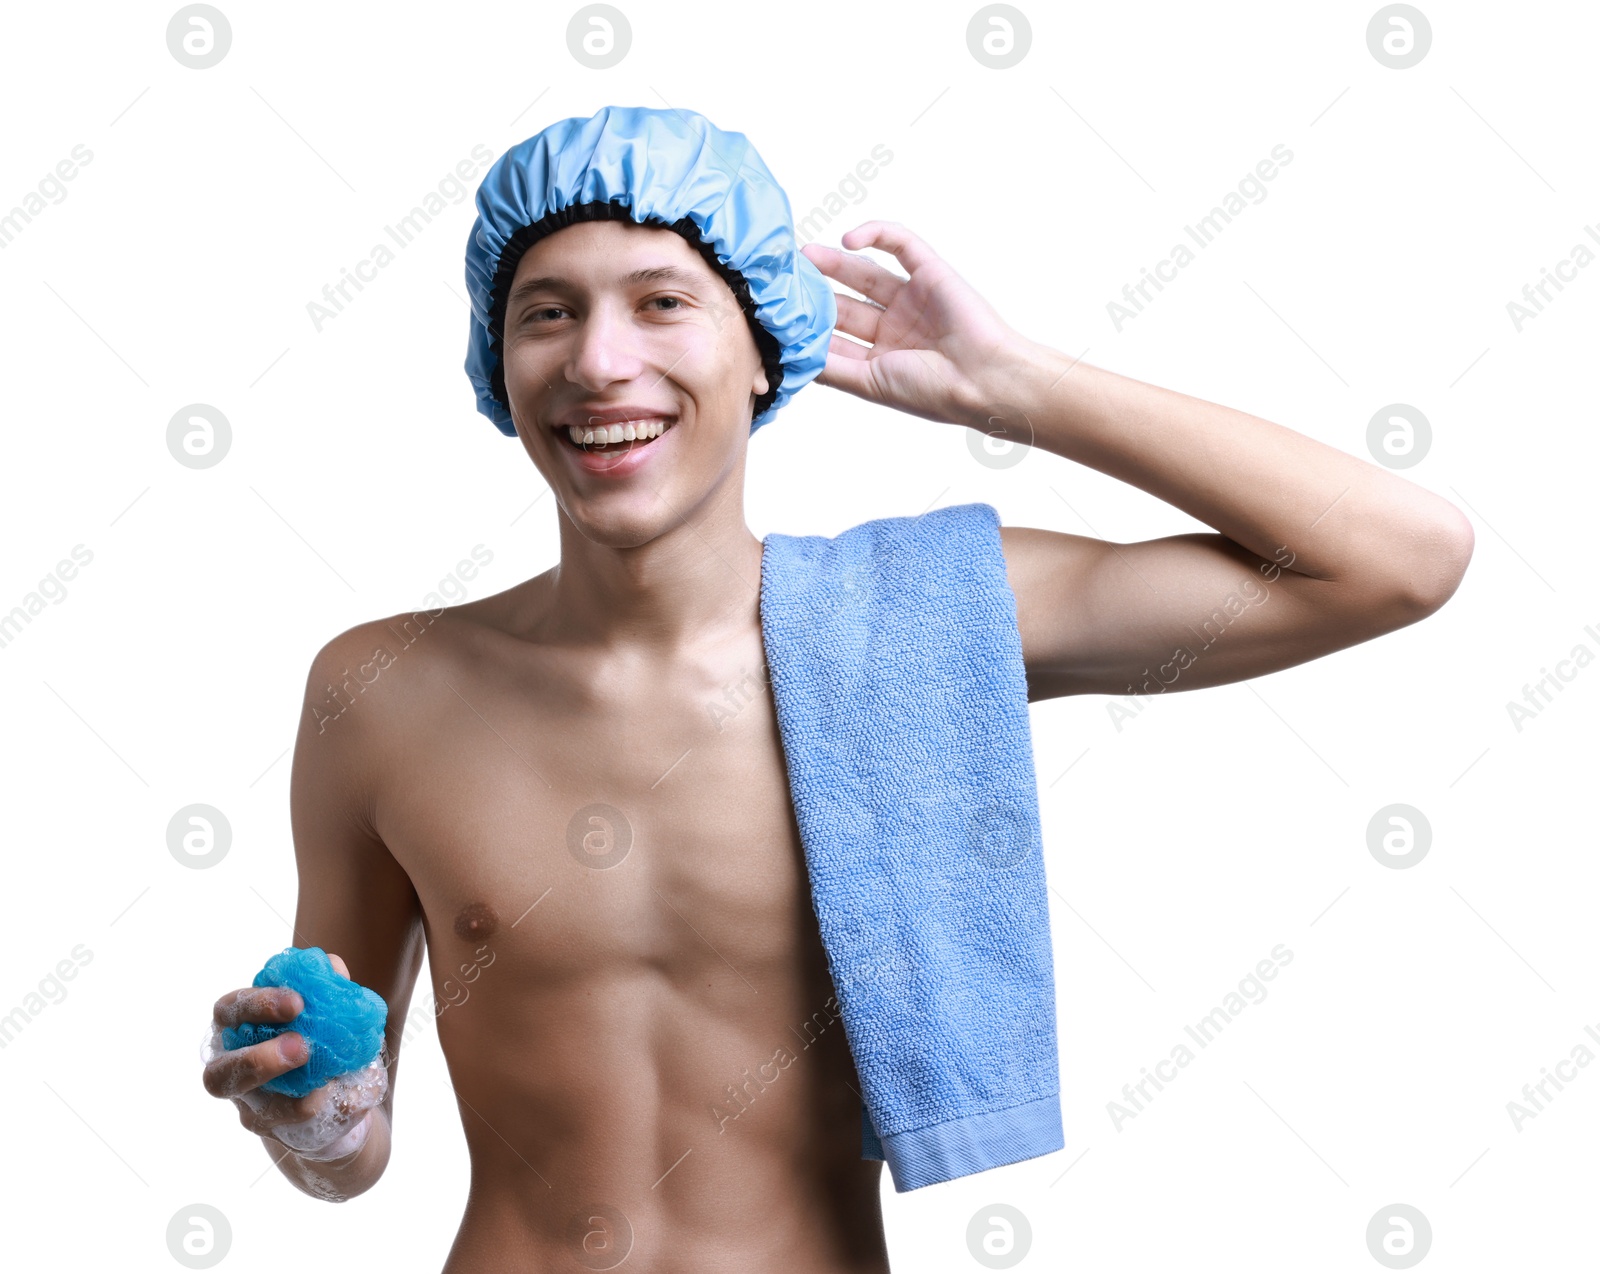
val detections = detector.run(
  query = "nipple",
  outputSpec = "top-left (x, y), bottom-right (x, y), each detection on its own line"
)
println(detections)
top-left (453, 901), bottom-right (500, 943)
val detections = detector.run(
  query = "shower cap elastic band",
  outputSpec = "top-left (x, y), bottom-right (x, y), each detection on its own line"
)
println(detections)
top-left (462, 104), bottom-right (837, 437)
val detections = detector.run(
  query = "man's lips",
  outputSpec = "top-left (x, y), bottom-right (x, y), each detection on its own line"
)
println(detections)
top-left (553, 412), bottom-right (680, 472)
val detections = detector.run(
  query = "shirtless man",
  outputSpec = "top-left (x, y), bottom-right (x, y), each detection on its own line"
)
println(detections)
top-left (200, 198), bottom-right (1474, 1268)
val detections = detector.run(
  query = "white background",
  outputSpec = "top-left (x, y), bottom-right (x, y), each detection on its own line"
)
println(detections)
top-left (1, 0), bottom-right (1594, 1270)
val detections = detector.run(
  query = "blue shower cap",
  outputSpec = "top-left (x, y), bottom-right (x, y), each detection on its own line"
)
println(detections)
top-left (463, 105), bottom-right (837, 437)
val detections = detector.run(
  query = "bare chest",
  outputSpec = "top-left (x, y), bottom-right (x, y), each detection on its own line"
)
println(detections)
top-left (364, 617), bottom-right (880, 1260)
top-left (371, 632), bottom-right (824, 1004)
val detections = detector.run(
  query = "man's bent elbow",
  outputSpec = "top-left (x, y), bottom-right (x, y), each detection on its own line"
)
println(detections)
top-left (1385, 507), bottom-right (1475, 617)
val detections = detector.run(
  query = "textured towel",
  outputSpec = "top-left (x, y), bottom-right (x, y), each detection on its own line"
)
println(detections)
top-left (758, 501), bottom-right (1063, 1192)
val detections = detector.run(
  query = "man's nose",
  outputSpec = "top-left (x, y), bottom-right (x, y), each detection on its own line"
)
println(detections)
top-left (563, 304), bottom-right (647, 391)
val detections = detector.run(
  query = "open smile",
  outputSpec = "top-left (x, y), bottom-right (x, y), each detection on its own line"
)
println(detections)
top-left (548, 412), bottom-right (681, 476)
top-left (554, 416), bottom-right (677, 453)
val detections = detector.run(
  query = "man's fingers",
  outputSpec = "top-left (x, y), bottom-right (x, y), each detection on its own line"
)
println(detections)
top-left (238, 1105), bottom-right (310, 1145)
top-left (202, 1032), bottom-right (308, 1100)
top-left (801, 242), bottom-right (906, 308)
top-left (832, 295), bottom-right (884, 346)
top-left (212, 986), bottom-right (303, 1030)
top-left (816, 344), bottom-right (880, 400)
top-left (236, 1082), bottom-right (327, 1133)
top-left (827, 333), bottom-right (870, 363)
top-left (840, 220), bottom-right (940, 276)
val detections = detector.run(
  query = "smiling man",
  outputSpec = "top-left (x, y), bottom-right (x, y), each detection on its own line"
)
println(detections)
top-left (201, 106), bottom-right (1473, 1272)
top-left (499, 214), bottom-right (779, 541)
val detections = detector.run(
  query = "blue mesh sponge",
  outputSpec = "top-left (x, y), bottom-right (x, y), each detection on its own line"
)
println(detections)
top-left (463, 104), bottom-right (837, 438)
top-left (221, 947), bottom-right (388, 1099)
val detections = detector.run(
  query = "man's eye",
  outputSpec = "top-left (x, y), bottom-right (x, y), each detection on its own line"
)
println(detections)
top-left (527, 306), bottom-right (565, 322)
top-left (647, 296), bottom-right (684, 311)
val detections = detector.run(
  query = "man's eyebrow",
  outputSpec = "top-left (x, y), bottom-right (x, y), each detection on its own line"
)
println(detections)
top-left (505, 265), bottom-right (706, 311)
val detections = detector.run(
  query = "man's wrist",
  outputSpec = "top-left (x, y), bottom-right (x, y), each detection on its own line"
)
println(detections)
top-left (963, 336), bottom-right (1089, 445)
top-left (267, 1105), bottom-right (390, 1201)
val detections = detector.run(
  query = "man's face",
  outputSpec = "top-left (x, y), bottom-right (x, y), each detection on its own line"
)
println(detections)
top-left (499, 219), bottom-right (770, 546)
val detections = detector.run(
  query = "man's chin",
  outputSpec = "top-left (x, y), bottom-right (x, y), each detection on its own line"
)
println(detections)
top-left (550, 474), bottom-right (688, 545)
top-left (563, 511), bottom-right (684, 552)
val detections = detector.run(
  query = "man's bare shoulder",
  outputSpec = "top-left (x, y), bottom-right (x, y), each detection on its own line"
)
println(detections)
top-left (297, 569), bottom-right (556, 747)
top-left (301, 607), bottom-right (490, 734)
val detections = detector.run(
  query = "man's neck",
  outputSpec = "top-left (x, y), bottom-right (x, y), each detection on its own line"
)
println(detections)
top-left (530, 514), bottom-right (765, 654)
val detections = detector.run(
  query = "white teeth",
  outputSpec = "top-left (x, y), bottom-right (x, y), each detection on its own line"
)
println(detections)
top-left (564, 418), bottom-right (672, 446)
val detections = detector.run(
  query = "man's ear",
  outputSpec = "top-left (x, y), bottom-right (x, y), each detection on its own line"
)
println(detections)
top-left (753, 364), bottom-right (770, 398)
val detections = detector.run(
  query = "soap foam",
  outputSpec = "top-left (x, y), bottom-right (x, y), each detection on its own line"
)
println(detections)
top-left (266, 1060), bottom-right (388, 1159)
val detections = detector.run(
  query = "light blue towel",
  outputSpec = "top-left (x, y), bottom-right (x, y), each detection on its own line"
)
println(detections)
top-left (759, 501), bottom-right (1064, 1192)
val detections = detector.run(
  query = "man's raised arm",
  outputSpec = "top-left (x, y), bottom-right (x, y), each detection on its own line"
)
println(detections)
top-left (800, 222), bottom-right (1473, 700)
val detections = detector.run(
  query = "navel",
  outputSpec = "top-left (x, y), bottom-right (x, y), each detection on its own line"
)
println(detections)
top-left (453, 901), bottom-right (500, 942)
